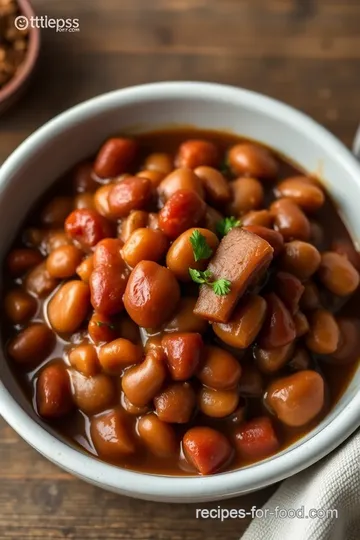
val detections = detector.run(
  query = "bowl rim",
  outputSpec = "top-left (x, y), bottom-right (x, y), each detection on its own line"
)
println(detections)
top-left (1, 81), bottom-right (360, 501)
top-left (0, 0), bottom-right (40, 103)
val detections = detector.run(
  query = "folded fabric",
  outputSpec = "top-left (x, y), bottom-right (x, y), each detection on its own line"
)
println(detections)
top-left (242, 430), bottom-right (360, 540)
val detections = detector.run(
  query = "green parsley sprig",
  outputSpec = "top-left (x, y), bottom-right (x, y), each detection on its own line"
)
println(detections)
top-left (189, 229), bottom-right (213, 262)
top-left (189, 269), bottom-right (231, 296)
top-left (96, 321), bottom-right (116, 330)
top-left (216, 216), bottom-right (241, 238)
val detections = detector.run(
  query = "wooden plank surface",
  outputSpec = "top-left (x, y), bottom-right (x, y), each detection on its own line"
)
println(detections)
top-left (0, 0), bottom-right (359, 538)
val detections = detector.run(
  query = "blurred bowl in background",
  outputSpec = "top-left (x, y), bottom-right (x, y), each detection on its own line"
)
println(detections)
top-left (0, 0), bottom-right (40, 115)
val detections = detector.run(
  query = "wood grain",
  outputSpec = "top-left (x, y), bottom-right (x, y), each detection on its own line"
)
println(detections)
top-left (0, 0), bottom-right (359, 538)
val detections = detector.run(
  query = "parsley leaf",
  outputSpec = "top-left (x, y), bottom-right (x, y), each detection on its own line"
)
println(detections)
top-left (96, 321), bottom-right (115, 330)
top-left (189, 268), bottom-right (231, 296)
top-left (216, 216), bottom-right (241, 238)
top-left (189, 229), bottom-right (214, 262)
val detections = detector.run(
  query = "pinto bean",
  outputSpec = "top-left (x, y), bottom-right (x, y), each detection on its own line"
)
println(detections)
top-left (163, 297), bottom-right (208, 335)
top-left (124, 261), bottom-right (180, 328)
top-left (305, 309), bottom-right (340, 355)
top-left (7, 323), bottom-right (55, 366)
top-left (183, 427), bottom-right (233, 475)
top-left (88, 312), bottom-right (118, 344)
top-left (265, 370), bottom-right (325, 427)
top-left (274, 177), bottom-right (325, 212)
top-left (279, 241), bottom-right (321, 280)
top-left (41, 196), bottom-right (73, 229)
top-left (213, 295), bottom-right (267, 348)
top-left (90, 264), bottom-right (129, 316)
top-left (137, 170), bottom-right (166, 188)
top-left (69, 344), bottom-right (100, 376)
top-left (154, 382), bottom-right (196, 423)
top-left (144, 152), bottom-right (173, 175)
top-left (175, 140), bottom-right (219, 169)
top-left (93, 238), bottom-right (124, 268)
top-left (194, 166), bottom-right (231, 205)
top-left (138, 414), bottom-right (178, 458)
top-left (24, 262), bottom-right (58, 298)
top-left (198, 387), bottom-right (239, 418)
top-left (273, 272), bottom-right (305, 314)
top-left (270, 198), bottom-right (310, 241)
top-left (158, 168), bottom-right (205, 201)
top-left (318, 252), bottom-right (360, 296)
top-left (91, 409), bottom-right (136, 457)
top-left (300, 281), bottom-right (321, 311)
top-left (93, 184), bottom-right (113, 218)
top-left (98, 338), bottom-right (142, 374)
top-left (37, 363), bottom-right (73, 418)
top-left (71, 370), bottom-right (116, 415)
top-left (255, 342), bottom-right (295, 374)
top-left (7, 248), bottom-right (43, 277)
top-left (46, 245), bottom-right (83, 279)
top-left (76, 255), bottom-right (94, 283)
top-left (73, 161), bottom-right (98, 193)
top-left (122, 228), bottom-right (169, 268)
top-left (122, 349), bottom-right (167, 407)
top-left (293, 311), bottom-right (310, 337)
top-left (119, 210), bottom-right (149, 242)
top-left (259, 293), bottom-right (296, 349)
top-left (242, 210), bottom-right (273, 228)
top-left (197, 346), bottom-right (241, 390)
top-left (228, 143), bottom-right (278, 179)
top-left (48, 281), bottom-right (90, 334)
top-left (243, 225), bottom-right (284, 256)
top-left (4, 289), bottom-right (37, 324)
top-left (227, 177), bottom-right (264, 215)
top-left (238, 364), bottom-right (264, 397)
top-left (94, 137), bottom-right (138, 178)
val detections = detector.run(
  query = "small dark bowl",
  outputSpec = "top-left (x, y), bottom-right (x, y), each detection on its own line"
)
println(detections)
top-left (0, 0), bottom-right (40, 115)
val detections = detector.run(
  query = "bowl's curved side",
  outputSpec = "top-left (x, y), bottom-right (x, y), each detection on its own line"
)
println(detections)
top-left (1, 82), bottom-right (360, 502)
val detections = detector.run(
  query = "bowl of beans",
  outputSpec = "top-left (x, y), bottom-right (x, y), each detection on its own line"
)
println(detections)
top-left (0, 0), bottom-right (40, 114)
top-left (1, 82), bottom-right (360, 502)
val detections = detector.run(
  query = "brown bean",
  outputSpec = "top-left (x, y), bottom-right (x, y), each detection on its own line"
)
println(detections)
top-left (194, 166), bottom-right (231, 205)
top-left (7, 323), bottom-right (55, 365)
top-left (162, 333), bottom-right (203, 381)
top-left (275, 178), bottom-right (325, 212)
top-left (138, 414), bottom-right (178, 458)
top-left (48, 281), bottom-right (90, 334)
top-left (228, 143), bottom-right (278, 179)
top-left (43, 230), bottom-right (72, 253)
top-left (94, 137), bottom-right (138, 178)
top-left (197, 346), bottom-right (241, 390)
top-left (24, 262), bottom-right (59, 298)
top-left (166, 227), bottom-right (219, 282)
top-left (124, 261), bottom-right (180, 328)
top-left (37, 363), bottom-right (73, 418)
top-left (46, 245), bottom-right (83, 279)
top-left (198, 387), bottom-right (239, 418)
top-left (279, 241), bottom-right (321, 281)
top-left (318, 252), bottom-right (360, 296)
top-left (69, 344), bottom-right (100, 377)
top-left (202, 205), bottom-right (224, 234)
top-left (74, 192), bottom-right (95, 210)
top-left (71, 370), bottom-right (116, 415)
top-left (122, 349), bottom-right (167, 407)
top-left (175, 140), bottom-right (219, 169)
top-left (73, 161), bottom-right (98, 193)
top-left (255, 342), bottom-right (295, 374)
top-left (7, 248), bottom-right (43, 277)
top-left (93, 238), bottom-right (124, 268)
top-left (213, 295), bottom-right (267, 348)
top-left (243, 225), bottom-right (284, 256)
top-left (310, 221), bottom-right (325, 250)
top-left (119, 210), bottom-right (149, 242)
top-left (306, 309), bottom-right (340, 355)
top-left (288, 348), bottom-right (311, 371)
top-left (90, 264), bottom-right (129, 316)
top-left (293, 311), bottom-right (310, 337)
top-left (158, 168), bottom-right (204, 201)
top-left (4, 289), bottom-right (37, 324)
top-left (23, 228), bottom-right (47, 249)
top-left (163, 297), bottom-right (208, 334)
top-left (144, 152), bottom-right (173, 175)
top-left (331, 318), bottom-right (360, 364)
top-left (265, 370), bottom-right (324, 427)
top-left (154, 382), bottom-right (195, 423)
top-left (88, 312), bottom-right (117, 344)
top-left (121, 394), bottom-right (149, 415)
top-left (144, 335), bottom-right (163, 354)
top-left (270, 198), bottom-right (310, 241)
top-left (122, 228), bottom-right (169, 268)
top-left (76, 255), bottom-right (94, 283)
top-left (137, 169), bottom-right (165, 188)
top-left (331, 239), bottom-right (360, 272)
top-left (98, 338), bottom-right (142, 374)
top-left (259, 293), bottom-right (296, 349)
top-left (242, 210), bottom-right (273, 228)
top-left (300, 281), bottom-right (321, 311)
top-left (108, 176), bottom-right (153, 219)
top-left (41, 196), bottom-right (73, 228)
top-left (91, 409), bottom-right (136, 457)
top-left (148, 212), bottom-right (160, 231)
top-left (93, 184), bottom-right (113, 218)
top-left (273, 272), bottom-right (305, 314)
top-left (228, 177), bottom-right (264, 215)
top-left (183, 426), bottom-right (233, 475)
top-left (238, 364), bottom-right (264, 397)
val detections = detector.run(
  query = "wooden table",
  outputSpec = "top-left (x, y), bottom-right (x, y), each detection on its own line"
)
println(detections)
top-left (1, 1), bottom-right (359, 538)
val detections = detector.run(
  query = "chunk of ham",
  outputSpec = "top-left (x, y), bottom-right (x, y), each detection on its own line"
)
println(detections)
top-left (194, 228), bottom-right (273, 323)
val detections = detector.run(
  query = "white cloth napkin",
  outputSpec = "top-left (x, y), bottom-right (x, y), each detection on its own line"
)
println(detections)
top-left (242, 430), bottom-right (360, 540)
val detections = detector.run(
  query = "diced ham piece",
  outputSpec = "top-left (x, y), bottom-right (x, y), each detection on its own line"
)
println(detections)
top-left (194, 228), bottom-right (273, 323)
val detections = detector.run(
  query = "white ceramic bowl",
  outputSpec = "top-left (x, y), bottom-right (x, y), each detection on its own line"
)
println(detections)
top-left (1, 82), bottom-right (360, 503)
